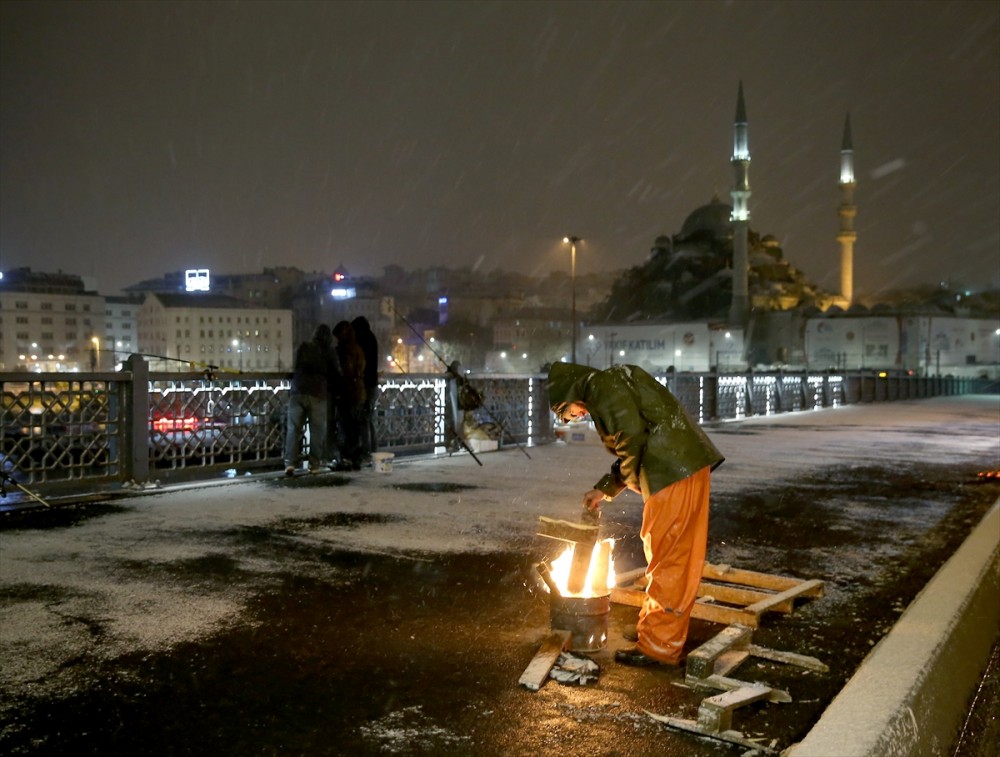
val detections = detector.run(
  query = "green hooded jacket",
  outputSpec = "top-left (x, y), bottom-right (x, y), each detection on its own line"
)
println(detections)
top-left (547, 363), bottom-right (724, 500)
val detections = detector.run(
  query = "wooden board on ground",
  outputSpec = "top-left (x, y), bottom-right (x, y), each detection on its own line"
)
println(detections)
top-left (749, 644), bottom-right (829, 672)
top-left (518, 629), bottom-right (571, 691)
top-left (612, 562), bottom-right (824, 628)
top-left (697, 685), bottom-right (773, 732)
top-left (685, 624), bottom-right (752, 679)
top-left (645, 710), bottom-right (778, 754)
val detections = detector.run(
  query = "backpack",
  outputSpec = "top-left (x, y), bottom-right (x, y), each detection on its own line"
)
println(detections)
top-left (458, 381), bottom-right (484, 411)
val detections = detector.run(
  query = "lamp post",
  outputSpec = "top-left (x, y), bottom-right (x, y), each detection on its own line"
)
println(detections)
top-left (232, 338), bottom-right (242, 372)
top-left (563, 236), bottom-right (580, 364)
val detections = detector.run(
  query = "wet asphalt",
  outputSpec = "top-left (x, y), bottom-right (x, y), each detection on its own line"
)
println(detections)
top-left (2, 406), bottom-right (999, 756)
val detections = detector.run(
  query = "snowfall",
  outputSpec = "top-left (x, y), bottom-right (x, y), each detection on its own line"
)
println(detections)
top-left (1, 394), bottom-right (997, 714)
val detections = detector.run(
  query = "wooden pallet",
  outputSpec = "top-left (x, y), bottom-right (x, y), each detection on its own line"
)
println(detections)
top-left (610, 562), bottom-right (824, 628)
top-left (645, 623), bottom-right (826, 754)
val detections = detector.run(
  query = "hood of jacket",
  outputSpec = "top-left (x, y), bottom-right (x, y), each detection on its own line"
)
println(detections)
top-left (547, 363), bottom-right (598, 418)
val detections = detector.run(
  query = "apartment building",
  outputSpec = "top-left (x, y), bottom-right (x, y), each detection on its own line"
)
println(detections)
top-left (138, 293), bottom-right (293, 373)
top-left (0, 268), bottom-right (105, 372)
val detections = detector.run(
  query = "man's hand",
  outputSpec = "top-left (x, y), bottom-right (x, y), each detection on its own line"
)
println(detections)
top-left (583, 489), bottom-right (605, 511)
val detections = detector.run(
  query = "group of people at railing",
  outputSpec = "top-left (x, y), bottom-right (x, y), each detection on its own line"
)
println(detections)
top-left (284, 317), bottom-right (379, 474)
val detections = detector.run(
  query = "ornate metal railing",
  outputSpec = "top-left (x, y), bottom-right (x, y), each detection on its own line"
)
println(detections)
top-left (0, 359), bottom-right (986, 501)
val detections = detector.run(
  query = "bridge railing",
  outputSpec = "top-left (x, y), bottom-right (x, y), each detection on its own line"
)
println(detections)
top-left (0, 357), bottom-right (986, 500)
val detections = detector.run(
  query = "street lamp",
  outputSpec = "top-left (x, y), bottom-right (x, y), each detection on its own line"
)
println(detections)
top-left (563, 236), bottom-right (581, 363)
top-left (232, 338), bottom-right (242, 372)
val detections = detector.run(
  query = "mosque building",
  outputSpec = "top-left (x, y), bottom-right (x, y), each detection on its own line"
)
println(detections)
top-left (583, 84), bottom-right (998, 378)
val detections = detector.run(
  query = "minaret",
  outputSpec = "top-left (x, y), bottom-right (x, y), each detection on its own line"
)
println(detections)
top-left (729, 81), bottom-right (751, 327)
top-left (837, 113), bottom-right (857, 306)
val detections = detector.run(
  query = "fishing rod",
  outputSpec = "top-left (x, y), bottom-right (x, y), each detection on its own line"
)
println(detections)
top-left (387, 354), bottom-right (483, 466)
top-left (0, 468), bottom-right (52, 508)
top-left (119, 352), bottom-right (241, 380)
top-left (391, 305), bottom-right (531, 460)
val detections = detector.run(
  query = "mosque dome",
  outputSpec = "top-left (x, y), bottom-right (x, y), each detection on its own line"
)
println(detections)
top-left (679, 195), bottom-right (733, 240)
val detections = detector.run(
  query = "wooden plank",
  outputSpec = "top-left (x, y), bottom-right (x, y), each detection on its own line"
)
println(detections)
top-left (612, 588), bottom-right (761, 627)
top-left (697, 583), bottom-right (781, 610)
top-left (691, 600), bottom-right (760, 628)
top-left (703, 562), bottom-right (806, 592)
top-left (749, 644), bottom-right (829, 672)
top-left (701, 563), bottom-right (823, 597)
top-left (518, 630), bottom-right (571, 691)
top-left (590, 540), bottom-right (612, 596)
top-left (713, 649), bottom-right (750, 678)
top-left (645, 711), bottom-right (778, 754)
top-left (686, 673), bottom-right (792, 703)
top-left (621, 563), bottom-right (822, 598)
top-left (610, 586), bottom-right (645, 608)
top-left (745, 579), bottom-right (825, 614)
top-left (614, 566), bottom-right (647, 586)
top-left (566, 541), bottom-right (594, 595)
top-left (535, 561), bottom-right (560, 595)
top-left (537, 516), bottom-right (599, 544)
top-left (686, 625), bottom-right (752, 679)
top-left (697, 686), bottom-right (772, 732)
top-left (612, 566), bottom-right (821, 628)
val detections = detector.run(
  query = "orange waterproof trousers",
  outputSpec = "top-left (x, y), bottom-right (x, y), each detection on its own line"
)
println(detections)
top-left (636, 466), bottom-right (711, 664)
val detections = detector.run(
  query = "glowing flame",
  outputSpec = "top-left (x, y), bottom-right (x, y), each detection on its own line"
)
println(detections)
top-left (547, 538), bottom-right (616, 598)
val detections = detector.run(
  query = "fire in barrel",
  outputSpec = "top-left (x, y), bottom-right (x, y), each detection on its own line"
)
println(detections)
top-left (536, 515), bottom-right (616, 652)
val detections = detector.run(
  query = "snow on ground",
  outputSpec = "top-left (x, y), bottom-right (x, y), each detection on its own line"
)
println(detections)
top-left (1, 395), bottom-right (997, 707)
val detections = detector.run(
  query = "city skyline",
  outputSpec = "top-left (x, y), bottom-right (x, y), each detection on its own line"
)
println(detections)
top-left (2, 1), bottom-right (998, 297)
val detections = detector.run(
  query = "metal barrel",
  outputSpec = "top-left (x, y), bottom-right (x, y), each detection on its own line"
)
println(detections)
top-left (550, 594), bottom-right (611, 652)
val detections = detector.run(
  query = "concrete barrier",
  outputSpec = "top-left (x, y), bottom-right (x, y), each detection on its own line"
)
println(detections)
top-left (788, 500), bottom-right (999, 756)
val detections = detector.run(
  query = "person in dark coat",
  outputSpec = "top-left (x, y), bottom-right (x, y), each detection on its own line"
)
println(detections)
top-left (284, 324), bottom-right (339, 474)
top-left (333, 320), bottom-right (367, 470)
top-left (324, 331), bottom-right (346, 468)
top-left (548, 362), bottom-right (724, 667)
top-left (351, 316), bottom-right (379, 463)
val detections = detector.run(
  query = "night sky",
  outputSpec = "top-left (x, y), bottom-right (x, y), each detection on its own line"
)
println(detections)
top-left (2, 0), bottom-right (997, 298)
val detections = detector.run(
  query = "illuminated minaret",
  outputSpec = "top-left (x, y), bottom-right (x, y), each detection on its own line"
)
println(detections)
top-left (837, 113), bottom-right (857, 306)
top-left (729, 81), bottom-right (751, 327)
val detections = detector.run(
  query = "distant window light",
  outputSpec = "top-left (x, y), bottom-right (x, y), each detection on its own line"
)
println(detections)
top-left (438, 297), bottom-right (448, 304)
top-left (331, 287), bottom-right (356, 299)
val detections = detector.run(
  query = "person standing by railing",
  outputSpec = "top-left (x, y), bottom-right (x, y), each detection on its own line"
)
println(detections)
top-left (333, 320), bottom-right (366, 471)
top-left (284, 324), bottom-right (339, 475)
top-left (352, 316), bottom-right (379, 466)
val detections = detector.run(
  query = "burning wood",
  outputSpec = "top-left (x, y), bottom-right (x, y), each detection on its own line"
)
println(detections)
top-left (536, 515), bottom-right (615, 598)
top-left (540, 539), bottom-right (616, 598)
top-left (535, 513), bottom-right (617, 653)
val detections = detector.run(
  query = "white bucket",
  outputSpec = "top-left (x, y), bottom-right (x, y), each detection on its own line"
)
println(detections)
top-left (372, 452), bottom-right (394, 473)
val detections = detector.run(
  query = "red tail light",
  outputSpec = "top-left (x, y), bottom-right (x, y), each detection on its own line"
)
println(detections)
top-left (153, 417), bottom-right (200, 433)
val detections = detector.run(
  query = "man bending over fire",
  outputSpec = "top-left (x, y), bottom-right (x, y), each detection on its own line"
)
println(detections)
top-left (548, 362), bottom-right (724, 667)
